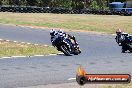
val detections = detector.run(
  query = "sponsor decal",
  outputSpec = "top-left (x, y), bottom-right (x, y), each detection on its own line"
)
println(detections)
top-left (76, 65), bottom-right (131, 85)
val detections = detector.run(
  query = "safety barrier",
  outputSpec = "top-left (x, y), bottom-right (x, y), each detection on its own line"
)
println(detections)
top-left (0, 6), bottom-right (131, 16)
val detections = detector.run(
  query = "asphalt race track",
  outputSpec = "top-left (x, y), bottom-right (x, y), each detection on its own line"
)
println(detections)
top-left (0, 24), bottom-right (132, 88)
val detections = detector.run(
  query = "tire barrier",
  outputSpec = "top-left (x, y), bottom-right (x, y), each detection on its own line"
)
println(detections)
top-left (0, 6), bottom-right (131, 16)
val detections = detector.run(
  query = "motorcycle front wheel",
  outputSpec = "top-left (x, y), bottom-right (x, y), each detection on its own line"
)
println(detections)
top-left (127, 44), bottom-right (132, 53)
top-left (73, 47), bottom-right (81, 55)
top-left (60, 45), bottom-right (72, 56)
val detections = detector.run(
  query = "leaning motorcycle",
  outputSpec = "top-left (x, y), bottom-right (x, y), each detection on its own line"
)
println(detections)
top-left (51, 35), bottom-right (81, 56)
top-left (115, 32), bottom-right (132, 53)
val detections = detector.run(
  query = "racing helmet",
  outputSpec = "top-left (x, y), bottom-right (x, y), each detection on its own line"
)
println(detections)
top-left (116, 29), bottom-right (122, 34)
top-left (58, 30), bottom-right (64, 34)
top-left (50, 29), bottom-right (56, 36)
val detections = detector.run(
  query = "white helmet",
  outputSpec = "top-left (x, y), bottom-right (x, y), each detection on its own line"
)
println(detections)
top-left (50, 29), bottom-right (56, 36)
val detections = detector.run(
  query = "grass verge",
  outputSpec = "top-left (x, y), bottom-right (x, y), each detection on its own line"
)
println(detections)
top-left (0, 40), bottom-right (59, 57)
top-left (100, 83), bottom-right (132, 88)
top-left (0, 12), bottom-right (132, 34)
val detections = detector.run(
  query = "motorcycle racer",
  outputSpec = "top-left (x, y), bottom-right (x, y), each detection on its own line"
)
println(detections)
top-left (115, 29), bottom-right (132, 53)
top-left (50, 29), bottom-right (77, 46)
top-left (50, 29), bottom-right (81, 56)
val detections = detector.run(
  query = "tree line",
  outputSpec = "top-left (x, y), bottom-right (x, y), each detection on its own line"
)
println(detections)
top-left (0, 0), bottom-right (126, 10)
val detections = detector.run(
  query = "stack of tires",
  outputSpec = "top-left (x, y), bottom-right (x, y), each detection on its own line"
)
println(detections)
top-left (0, 5), bottom-right (131, 16)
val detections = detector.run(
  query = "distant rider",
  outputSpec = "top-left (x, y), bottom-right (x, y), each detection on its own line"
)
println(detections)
top-left (116, 29), bottom-right (131, 43)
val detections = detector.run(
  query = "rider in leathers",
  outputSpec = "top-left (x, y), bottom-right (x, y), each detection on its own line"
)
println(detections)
top-left (116, 29), bottom-right (132, 52)
top-left (50, 29), bottom-right (77, 51)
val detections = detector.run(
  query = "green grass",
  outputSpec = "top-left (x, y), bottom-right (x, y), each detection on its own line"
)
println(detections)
top-left (100, 83), bottom-right (132, 88)
top-left (0, 40), bottom-right (59, 57)
top-left (0, 12), bottom-right (132, 34)
top-left (84, 83), bottom-right (132, 88)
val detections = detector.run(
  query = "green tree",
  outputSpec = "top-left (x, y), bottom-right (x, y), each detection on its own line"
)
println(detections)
top-left (41, 0), bottom-right (52, 7)
top-left (0, 0), bottom-right (2, 5)
top-left (71, 0), bottom-right (85, 9)
top-left (20, 0), bottom-right (27, 6)
top-left (0, 0), bottom-right (110, 10)
top-left (26, 0), bottom-right (37, 6)
top-left (89, 0), bottom-right (109, 10)
top-left (51, 0), bottom-right (72, 8)
top-left (1, 0), bottom-right (9, 5)
top-left (90, 0), bottom-right (100, 10)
